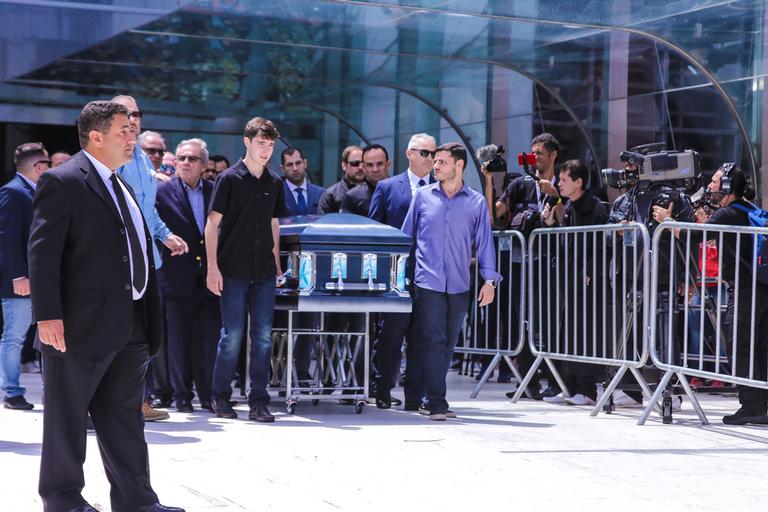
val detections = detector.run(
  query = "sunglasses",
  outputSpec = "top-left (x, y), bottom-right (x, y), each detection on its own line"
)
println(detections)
top-left (176, 155), bottom-right (202, 163)
top-left (346, 160), bottom-right (363, 167)
top-left (34, 159), bottom-right (53, 167)
top-left (411, 148), bottom-right (436, 159)
top-left (143, 147), bottom-right (165, 156)
top-left (128, 110), bottom-right (143, 119)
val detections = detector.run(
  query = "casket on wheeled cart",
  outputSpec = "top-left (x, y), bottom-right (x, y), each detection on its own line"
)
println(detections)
top-left (274, 213), bottom-right (412, 414)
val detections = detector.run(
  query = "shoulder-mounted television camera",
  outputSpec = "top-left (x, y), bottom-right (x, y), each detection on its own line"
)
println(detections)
top-left (602, 143), bottom-right (700, 189)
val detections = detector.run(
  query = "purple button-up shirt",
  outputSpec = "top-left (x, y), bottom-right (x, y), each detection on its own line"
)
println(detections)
top-left (401, 182), bottom-right (501, 294)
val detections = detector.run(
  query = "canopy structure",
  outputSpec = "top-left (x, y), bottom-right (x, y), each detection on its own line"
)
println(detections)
top-left (1, 0), bottom-right (765, 194)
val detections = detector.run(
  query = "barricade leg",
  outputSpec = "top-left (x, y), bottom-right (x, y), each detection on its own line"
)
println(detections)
top-left (510, 355), bottom-right (543, 402)
top-left (591, 364), bottom-right (627, 417)
top-left (638, 369), bottom-right (674, 425)
top-left (503, 355), bottom-right (530, 398)
top-left (470, 353), bottom-right (501, 399)
top-left (544, 358), bottom-right (569, 398)
top-left (676, 372), bottom-right (709, 425)
top-left (631, 366), bottom-right (662, 416)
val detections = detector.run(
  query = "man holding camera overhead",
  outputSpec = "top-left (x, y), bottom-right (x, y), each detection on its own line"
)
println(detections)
top-left (481, 133), bottom-right (564, 400)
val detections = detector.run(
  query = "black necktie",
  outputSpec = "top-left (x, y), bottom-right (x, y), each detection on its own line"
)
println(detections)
top-left (110, 174), bottom-right (146, 293)
top-left (418, 179), bottom-right (426, 187)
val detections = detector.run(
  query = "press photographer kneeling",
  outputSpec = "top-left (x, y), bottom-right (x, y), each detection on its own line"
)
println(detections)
top-left (652, 164), bottom-right (768, 425)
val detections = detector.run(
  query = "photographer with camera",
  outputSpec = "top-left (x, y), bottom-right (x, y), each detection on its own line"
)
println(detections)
top-left (605, 144), bottom-right (695, 409)
top-left (480, 133), bottom-right (564, 399)
top-left (652, 164), bottom-right (768, 425)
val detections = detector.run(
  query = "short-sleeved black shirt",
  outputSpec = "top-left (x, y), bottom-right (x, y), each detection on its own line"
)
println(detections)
top-left (209, 159), bottom-right (286, 281)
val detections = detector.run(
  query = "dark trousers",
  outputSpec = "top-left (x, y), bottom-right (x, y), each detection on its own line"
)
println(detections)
top-left (165, 282), bottom-right (221, 402)
top-left (372, 312), bottom-right (409, 398)
top-left (39, 301), bottom-right (158, 512)
top-left (147, 293), bottom-right (172, 402)
top-left (406, 286), bottom-right (470, 412)
top-left (727, 283), bottom-right (768, 412)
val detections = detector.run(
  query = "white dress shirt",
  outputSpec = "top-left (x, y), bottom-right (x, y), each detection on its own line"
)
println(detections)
top-left (84, 150), bottom-right (149, 299)
top-left (406, 168), bottom-right (430, 197)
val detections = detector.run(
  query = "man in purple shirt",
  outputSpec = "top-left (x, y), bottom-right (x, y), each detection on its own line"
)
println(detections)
top-left (402, 143), bottom-right (501, 420)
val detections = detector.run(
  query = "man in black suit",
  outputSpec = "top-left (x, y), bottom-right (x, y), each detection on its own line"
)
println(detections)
top-left (28, 100), bottom-right (183, 512)
top-left (340, 144), bottom-right (391, 216)
top-left (156, 138), bottom-right (220, 413)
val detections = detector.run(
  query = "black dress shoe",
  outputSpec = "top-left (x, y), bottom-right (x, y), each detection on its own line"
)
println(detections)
top-left (214, 398), bottom-right (237, 419)
top-left (375, 394), bottom-right (391, 409)
top-left (199, 399), bottom-right (214, 412)
top-left (137, 504), bottom-right (186, 512)
top-left (506, 388), bottom-right (542, 400)
top-left (67, 505), bottom-right (99, 512)
top-left (176, 399), bottom-right (193, 413)
top-left (722, 407), bottom-right (768, 425)
top-left (152, 397), bottom-right (173, 409)
top-left (3, 395), bottom-right (34, 410)
top-left (249, 405), bottom-right (275, 423)
top-left (390, 396), bottom-right (402, 406)
top-left (540, 386), bottom-right (560, 398)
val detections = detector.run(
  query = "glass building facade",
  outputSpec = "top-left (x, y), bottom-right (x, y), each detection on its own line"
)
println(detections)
top-left (1, 0), bottom-right (766, 200)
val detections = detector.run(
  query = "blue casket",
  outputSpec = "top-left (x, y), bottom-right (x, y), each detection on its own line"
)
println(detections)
top-left (276, 213), bottom-right (412, 313)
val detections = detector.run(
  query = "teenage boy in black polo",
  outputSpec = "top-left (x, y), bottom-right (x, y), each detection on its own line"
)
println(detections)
top-left (205, 117), bottom-right (286, 422)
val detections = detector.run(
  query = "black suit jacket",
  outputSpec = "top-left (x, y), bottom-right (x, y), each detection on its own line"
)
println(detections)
top-left (340, 180), bottom-right (376, 216)
top-left (156, 176), bottom-right (212, 297)
top-left (27, 151), bottom-right (164, 357)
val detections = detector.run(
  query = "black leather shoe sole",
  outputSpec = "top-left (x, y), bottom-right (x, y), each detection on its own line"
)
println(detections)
top-left (723, 413), bottom-right (768, 425)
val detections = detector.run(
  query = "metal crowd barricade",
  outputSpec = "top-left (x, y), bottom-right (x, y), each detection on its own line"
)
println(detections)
top-left (455, 230), bottom-right (527, 398)
top-left (639, 221), bottom-right (768, 425)
top-left (510, 222), bottom-right (660, 418)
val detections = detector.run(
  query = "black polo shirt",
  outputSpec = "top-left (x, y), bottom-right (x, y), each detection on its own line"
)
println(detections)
top-left (209, 159), bottom-right (286, 281)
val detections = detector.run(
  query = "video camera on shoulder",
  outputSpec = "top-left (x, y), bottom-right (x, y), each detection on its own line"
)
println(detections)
top-left (602, 143), bottom-right (700, 190)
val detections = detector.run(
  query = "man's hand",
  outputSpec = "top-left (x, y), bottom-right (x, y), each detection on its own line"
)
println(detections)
top-left (480, 162), bottom-right (493, 182)
top-left (12, 277), bottom-right (30, 297)
top-left (478, 283), bottom-right (495, 307)
top-left (652, 204), bottom-right (674, 224)
top-left (38, 319), bottom-right (66, 352)
top-left (538, 180), bottom-right (558, 197)
top-left (207, 265), bottom-right (223, 296)
top-left (541, 204), bottom-right (556, 226)
top-left (155, 173), bottom-right (171, 183)
top-left (694, 207), bottom-right (710, 223)
top-left (163, 234), bottom-right (189, 256)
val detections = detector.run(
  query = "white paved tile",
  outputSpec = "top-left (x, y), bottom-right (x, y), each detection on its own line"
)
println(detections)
top-left (1, 370), bottom-right (766, 511)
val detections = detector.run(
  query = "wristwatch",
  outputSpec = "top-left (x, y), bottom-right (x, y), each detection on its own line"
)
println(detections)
top-left (484, 279), bottom-right (497, 289)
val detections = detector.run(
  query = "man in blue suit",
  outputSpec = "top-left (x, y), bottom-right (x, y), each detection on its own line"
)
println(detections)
top-left (156, 138), bottom-right (221, 413)
top-left (0, 142), bottom-right (50, 410)
top-left (281, 147), bottom-right (324, 216)
top-left (368, 133), bottom-right (437, 409)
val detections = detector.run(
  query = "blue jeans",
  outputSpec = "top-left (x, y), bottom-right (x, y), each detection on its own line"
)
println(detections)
top-left (1, 298), bottom-right (32, 398)
top-left (212, 276), bottom-right (276, 407)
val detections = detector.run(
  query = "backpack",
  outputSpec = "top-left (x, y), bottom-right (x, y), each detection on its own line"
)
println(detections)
top-left (731, 202), bottom-right (768, 285)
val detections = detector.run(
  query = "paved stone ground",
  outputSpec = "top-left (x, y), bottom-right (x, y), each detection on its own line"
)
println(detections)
top-left (1, 370), bottom-right (767, 511)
